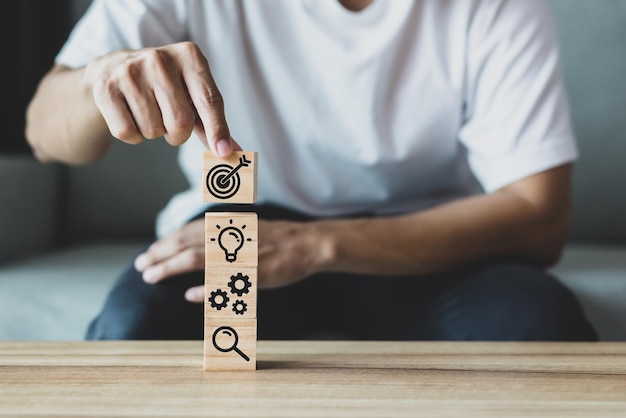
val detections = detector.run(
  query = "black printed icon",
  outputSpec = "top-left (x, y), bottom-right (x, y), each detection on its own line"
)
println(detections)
top-left (208, 289), bottom-right (229, 310)
top-left (212, 326), bottom-right (250, 361)
top-left (206, 155), bottom-right (252, 200)
top-left (207, 272), bottom-right (252, 315)
top-left (232, 300), bottom-right (248, 315)
top-left (228, 273), bottom-right (252, 296)
top-left (210, 219), bottom-right (253, 263)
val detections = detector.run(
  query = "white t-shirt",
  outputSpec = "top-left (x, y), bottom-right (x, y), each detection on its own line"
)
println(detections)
top-left (56, 0), bottom-right (577, 237)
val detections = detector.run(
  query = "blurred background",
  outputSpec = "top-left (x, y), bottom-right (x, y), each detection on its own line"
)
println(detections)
top-left (0, 0), bottom-right (186, 253)
top-left (0, 0), bottom-right (625, 341)
top-left (2, 1), bottom-right (86, 154)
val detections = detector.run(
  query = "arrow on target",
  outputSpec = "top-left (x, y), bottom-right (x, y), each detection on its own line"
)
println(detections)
top-left (218, 155), bottom-right (251, 187)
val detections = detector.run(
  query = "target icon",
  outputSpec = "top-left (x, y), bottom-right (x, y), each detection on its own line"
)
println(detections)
top-left (206, 155), bottom-right (251, 200)
top-left (207, 164), bottom-right (241, 199)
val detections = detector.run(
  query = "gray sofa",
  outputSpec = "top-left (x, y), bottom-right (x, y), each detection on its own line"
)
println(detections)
top-left (1, 0), bottom-right (625, 341)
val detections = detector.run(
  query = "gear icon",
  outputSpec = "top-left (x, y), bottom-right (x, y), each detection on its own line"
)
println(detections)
top-left (232, 300), bottom-right (248, 315)
top-left (228, 273), bottom-right (252, 296)
top-left (208, 289), bottom-right (229, 310)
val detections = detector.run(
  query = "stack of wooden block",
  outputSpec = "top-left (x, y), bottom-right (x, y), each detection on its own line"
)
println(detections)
top-left (202, 151), bottom-right (258, 371)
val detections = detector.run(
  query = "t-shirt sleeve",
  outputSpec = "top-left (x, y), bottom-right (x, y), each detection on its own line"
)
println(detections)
top-left (56, 0), bottom-right (188, 68)
top-left (458, 0), bottom-right (577, 193)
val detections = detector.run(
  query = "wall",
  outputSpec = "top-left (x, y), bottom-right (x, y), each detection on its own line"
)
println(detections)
top-left (550, 0), bottom-right (626, 242)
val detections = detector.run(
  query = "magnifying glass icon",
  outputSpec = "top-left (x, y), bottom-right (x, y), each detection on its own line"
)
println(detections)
top-left (212, 326), bottom-right (250, 361)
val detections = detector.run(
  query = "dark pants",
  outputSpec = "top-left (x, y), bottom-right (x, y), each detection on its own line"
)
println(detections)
top-left (86, 205), bottom-right (598, 341)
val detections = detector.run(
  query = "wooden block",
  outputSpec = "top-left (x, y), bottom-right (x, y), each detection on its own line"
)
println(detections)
top-left (202, 151), bottom-right (257, 203)
top-left (205, 267), bottom-right (257, 319)
top-left (204, 318), bottom-right (256, 371)
top-left (205, 212), bottom-right (258, 267)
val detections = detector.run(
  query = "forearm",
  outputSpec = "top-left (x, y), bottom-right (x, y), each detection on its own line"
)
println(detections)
top-left (27, 43), bottom-right (237, 163)
top-left (317, 178), bottom-right (569, 276)
top-left (26, 65), bottom-right (112, 165)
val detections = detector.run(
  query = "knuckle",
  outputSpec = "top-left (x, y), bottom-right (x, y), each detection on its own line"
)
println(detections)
top-left (205, 118), bottom-right (229, 141)
top-left (142, 125), bottom-right (165, 140)
top-left (167, 101), bottom-right (195, 124)
top-left (165, 113), bottom-right (194, 140)
top-left (171, 235), bottom-right (185, 252)
top-left (198, 88), bottom-right (224, 107)
top-left (173, 112), bottom-right (195, 132)
top-left (118, 136), bottom-right (143, 145)
top-left (118, 60), bottom-right (141, 81)
top-left (111, 125), bottom-right (139, 142)
top-left (143, 48), bottom-right (164, 66)
top-left (144, 246), bottom-right (158, 261)
top-left (142, 49), bottom-right (171, 76)
top-left (178, 41), bottom-right (202, 58)
top-left (164, 134), bottom-right (184, 146)
top-left (93, 78), bottom-right (117, 104)
top-left (158, 264), bottom-right (169, 277)
top-left (183, 250), bottom-right (197, 266)
top-left (119, 137), bottom-right (143, 145)
top-left (92, 78), bottom-right (108, 96)
top-left (191, 249), bottom-right (204, 266)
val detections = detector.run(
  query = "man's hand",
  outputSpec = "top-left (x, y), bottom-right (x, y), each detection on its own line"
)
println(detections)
top-left (135, 219), bottom-right (335, 303)
top-left (134, 165), bottom-right (571, 303)
top-left (84, 42), bottom-right (240, 156)
top-left (257, 220), bottom-right (334, 289)
top-left (134, 219), bottom-right (206, 301)
top-left (27, 42), bottom-right (240, 164)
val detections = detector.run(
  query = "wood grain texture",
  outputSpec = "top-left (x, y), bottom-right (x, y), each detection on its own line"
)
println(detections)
top-left (205, 266), bottom-right (257, 319)
top-left (202, 151), bottom-right (257, 203)
top-left (205, 213), bottom-right (258, 371)
top-left (1, 341), bottom-right (626, 417)
top-left (205, 212), bottom-right (258, 267)
top-left (204, 318), bottom-right (257, 371)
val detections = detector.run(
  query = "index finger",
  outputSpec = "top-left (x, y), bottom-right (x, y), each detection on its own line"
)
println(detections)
top-left (179, 45), bottom-right (233, 158)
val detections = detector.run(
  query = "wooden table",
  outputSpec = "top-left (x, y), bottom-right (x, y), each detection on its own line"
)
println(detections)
top-left (1, 341), bottom-right (625, 417)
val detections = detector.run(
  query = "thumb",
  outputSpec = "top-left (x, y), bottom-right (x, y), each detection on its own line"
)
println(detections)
top-left (184, 285), bottom-right (205, 303)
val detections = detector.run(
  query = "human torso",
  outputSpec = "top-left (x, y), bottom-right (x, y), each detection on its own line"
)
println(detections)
top-left (160, 0), bottom-right (477, 235)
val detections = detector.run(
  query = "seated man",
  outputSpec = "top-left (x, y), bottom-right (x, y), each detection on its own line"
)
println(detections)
top-left (26, 0), bottom-right (596, 341)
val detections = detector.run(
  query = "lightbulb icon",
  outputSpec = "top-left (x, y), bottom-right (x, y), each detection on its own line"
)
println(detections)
top-left (218, 226), bottom-right (244, 262)
top-left (211, 219), bottom-right (252, 263)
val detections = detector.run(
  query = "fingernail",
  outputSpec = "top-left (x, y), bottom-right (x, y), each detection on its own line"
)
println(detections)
top-left (134, 254), bottom-right (149, 271)
top-left (216, 139), bottom-right (232, 157)
top-left (185, 288), bottom-right (203, 302)
top-left (143, 268), bottom-right (158, 283)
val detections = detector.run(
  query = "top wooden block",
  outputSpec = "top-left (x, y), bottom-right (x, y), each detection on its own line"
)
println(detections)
top-left (202, 151), bottom-right (257, 204)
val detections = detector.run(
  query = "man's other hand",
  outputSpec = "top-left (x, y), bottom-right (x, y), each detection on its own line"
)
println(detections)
top-left (134, 219), bottom-right (335, 303)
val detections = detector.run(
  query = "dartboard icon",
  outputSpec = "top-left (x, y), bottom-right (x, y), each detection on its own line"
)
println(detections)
top-left (206, 155), bottom-right (251, 199)
top-left (207, 164), bottom-right (241, 199)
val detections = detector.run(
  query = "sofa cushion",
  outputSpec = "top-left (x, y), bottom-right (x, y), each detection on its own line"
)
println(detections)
top-left (0, 242), bottom-right (624, 341)
top-left (551, 244), bottom-right (626, 341)
top-left (0, 156), bottom-right (58, 263)
top-left (64, 140), bottom-right (187, 241)
top-left (0, 242), bottom-right (145, 340)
